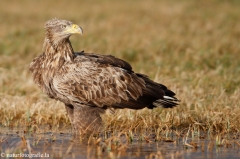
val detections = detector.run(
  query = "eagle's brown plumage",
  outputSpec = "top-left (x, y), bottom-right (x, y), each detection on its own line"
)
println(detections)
top-left (30, 18), bottom-right (179, 135)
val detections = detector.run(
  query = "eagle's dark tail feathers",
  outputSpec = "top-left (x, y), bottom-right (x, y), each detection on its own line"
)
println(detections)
top-left (153, 83), bottom-right (180, 108)
top-left (153, 95), bottom-right (180, 108)
top-left (136, 73), bottom-right (180, 109)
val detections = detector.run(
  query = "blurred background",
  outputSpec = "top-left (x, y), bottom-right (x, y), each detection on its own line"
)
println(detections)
top-left (0, 0), bottom-right (240, 129)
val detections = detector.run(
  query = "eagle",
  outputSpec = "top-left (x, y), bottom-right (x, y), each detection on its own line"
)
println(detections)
top-left (30, 18), bottom-right (179, 135)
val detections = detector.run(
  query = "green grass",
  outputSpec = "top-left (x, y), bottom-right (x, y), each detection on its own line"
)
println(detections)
top-left (0, 0), bottom-right (240, 137)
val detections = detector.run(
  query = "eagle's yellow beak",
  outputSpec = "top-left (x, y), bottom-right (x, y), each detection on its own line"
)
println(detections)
top-left (65, 24), bottom-right (83, 35)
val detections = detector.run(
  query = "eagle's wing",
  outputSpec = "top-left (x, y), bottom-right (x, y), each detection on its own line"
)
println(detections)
top-left (52, 53), bottom-right (146, 108)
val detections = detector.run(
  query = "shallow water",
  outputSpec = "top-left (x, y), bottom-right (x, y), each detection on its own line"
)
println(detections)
top-left (0, 129), bottom-right (240, 159)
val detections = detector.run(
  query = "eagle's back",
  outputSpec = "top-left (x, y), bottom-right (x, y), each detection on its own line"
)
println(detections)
top-left (51, 52), bottom-right (145, 107)
top-left (56, 52), bottom-right (178, 108)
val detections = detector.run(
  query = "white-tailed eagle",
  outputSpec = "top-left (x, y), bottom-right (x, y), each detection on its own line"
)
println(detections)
top-left (30, 18), bottom-right (179, 135)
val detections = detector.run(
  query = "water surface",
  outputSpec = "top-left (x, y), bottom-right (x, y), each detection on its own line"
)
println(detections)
top-left (0, 129), bottom-right (240, 159)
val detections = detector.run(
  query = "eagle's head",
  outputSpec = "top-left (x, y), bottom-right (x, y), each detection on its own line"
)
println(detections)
top-left (44, 18), bottom-right (83, 45)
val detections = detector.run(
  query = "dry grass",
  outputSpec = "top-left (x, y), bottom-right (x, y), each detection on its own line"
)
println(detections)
top-left (0, 0), bottom-right (240, 139)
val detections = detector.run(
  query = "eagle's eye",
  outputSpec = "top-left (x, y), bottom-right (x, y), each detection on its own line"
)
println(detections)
top-left (61, 25), bottom-right (67, 29)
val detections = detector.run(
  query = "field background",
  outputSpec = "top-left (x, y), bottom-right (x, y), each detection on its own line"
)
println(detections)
top-left (0, 0), bottom-right (240, 134)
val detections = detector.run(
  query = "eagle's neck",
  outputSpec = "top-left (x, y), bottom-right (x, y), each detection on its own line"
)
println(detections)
top-left (43, 37), bottom-right (74, 68)
top-left (30, 37), bottom-right (74, 98)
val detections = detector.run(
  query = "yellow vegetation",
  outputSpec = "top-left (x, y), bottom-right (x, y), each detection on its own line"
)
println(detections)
top-left (0, 0), bottom-right (240, 136)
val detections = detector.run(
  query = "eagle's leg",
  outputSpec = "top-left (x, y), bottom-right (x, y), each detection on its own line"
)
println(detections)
top-left (65, 104), bottom-right (104, 135)
top-left (65, 104), bottom-right (76, 131)
top-left (73, 106), bottom-right (104, 135)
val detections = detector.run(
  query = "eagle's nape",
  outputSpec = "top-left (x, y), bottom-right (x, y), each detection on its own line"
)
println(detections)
top-left (29, 18), bottom-right (180, 135)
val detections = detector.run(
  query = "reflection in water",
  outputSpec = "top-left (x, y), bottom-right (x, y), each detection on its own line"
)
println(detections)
top-left (0, 129), bottom-right (240, 159)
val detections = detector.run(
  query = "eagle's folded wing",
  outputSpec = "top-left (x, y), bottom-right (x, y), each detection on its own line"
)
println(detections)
top-left (52, 55), bottom-right (146, 107)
